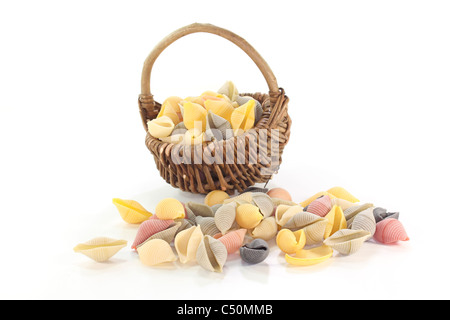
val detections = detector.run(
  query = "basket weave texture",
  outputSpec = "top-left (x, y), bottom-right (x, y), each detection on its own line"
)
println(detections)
top-left (138, 23), bottom-right (291, 194)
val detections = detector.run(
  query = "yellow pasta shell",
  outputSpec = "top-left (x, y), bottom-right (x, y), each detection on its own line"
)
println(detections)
top-left (183, 102), bottom-right (207, 131)
top-left (204, 99), bottom-right (234, 123)
top-left (184, 128), bottom-right (205, 145)
top-left (324, 205), bottom-right (347, 239)
top-left (74, 237), bottom-right (127, 262)
top-left (235, 203), bottom-right (264, 229)
top-left (157, 98), bottom-right (182, 125)
top-left (276, 229), bottom-right (306, 254)
top-left (155, 198), bottom-right (185, 220)
top-left (204, 190), bottom-right (230, 207)
top-left (112, 198), bottom-right (152, 224)
top-left (285, 245), bottom-right (333, 266)
top-left (327, 187), bottom-right (360, 203)
top-left (230, 99), bottom-right (256, 134)
top-left (137, 239), bottom-right (177, 266)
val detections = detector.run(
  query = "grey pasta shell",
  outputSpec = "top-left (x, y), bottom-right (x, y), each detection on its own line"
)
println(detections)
top-left (240, 239), bottom-right (270, 264)
top-left (205, 111), bottom-right (232, 141)
top-left (186, 202), bottom-right (214, 218)
top-left (242, 186), bottom-right (269, 194)
top-left (373, 207), bottom-right (400, 223)
top-left (195, 216), bottom-right (221, 237)
top-left (184, 207), bottom-right (197, 225)
top-left (196, 235), bottom-right (228, 272)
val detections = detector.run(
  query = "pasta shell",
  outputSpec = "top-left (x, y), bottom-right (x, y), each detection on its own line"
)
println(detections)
top-left (131, 217), bottom-right (174, 249)
top-left (143, 222), bottom-right (181, 243)
top-left (306, 195), bottom-right (332, 217)
top-left (300, 192), bottom-right (337, 208)
top-left (276, 229), bottom-right (306, 254)
top-left (284, 213), bottom-right (328, 245)
top-left (195, 216), bottom-right (221, 236)
top-left (73, 237), bottom-right (127, 262)
top-left (250, 217), bottom-right (278, 241)
top-left (252, 192), bottom-right (274, 218)
top-left (204, 100), bottom-right (234, 123)
top-left (235, 203), bottom-right (264, 229)
top-left (112, 198), bottom-right (152, 224)
top-left (275, 205), bottom-right (303, 227)
top-left (137, 239), bottom-right (177, 266)
top-left (174, 225), bottom-right (203, 264)
top-left (230, 99), bottom-right (255, 135)
top-left (327, 187), bottom-right (360, 203)
top-left (217, 229), bottom-right (247, 254)
top-left (344, 203), bottom-right (374, 221)
top-left (183, 102), bottom-right (207, 131)
top-left (204, 190), bottom-right (230, 207)
top-left (373, 207), bottom-right (400, 223)
top-left (324, 205), bottom-right (347, 239)
top-left (204, 112), bottom-right (233, 141)
top-left (147, 116), bottom-right (175, 139)
top-left (184, 206), bottom-right (197, 225)
top-left (330, 198), bottom-right (356, 211)
top-left (267, 188), bottom-right (292, 201)
top-left (174, 218), bottom-right (195, 235)
top-left (240, 239), bottom-right (270, 264)
top-left (285, 245), bottom-right (333, 266)
top-left (323, 229), bottom-right (371, 255)
top-left (185, 202), bottom-right (214, 218)
top-left (211, 204), bottom-right (222, 214)
top-left (271, 198), bottom-right (299, 207)
top-left (214, 202), bottom-right (237, 234)
top-left (182, 96), bottom-right (205, 107)
top-left (223, 192), bottom-right (253, 205)
top-left (196, 235), bottom-right (228, 272)
top-left (234, 96), bottom-right (263, 124)
top-left (184, 128), bottom-right (205, 145)
top-left (350, 207), bottom-right (376, 236)
top-left (157, 97), bottom-right (182, 125)
top-left (155, 198), bottom-right (185, 220)
top-left (217, 80), bottom-right (239, 102)
top-left (373, 218), bottom-right (409, 244)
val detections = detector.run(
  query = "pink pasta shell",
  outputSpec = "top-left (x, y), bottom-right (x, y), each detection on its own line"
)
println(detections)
top-left (132, 217), bottom-right (174, 249)
top-left (306, 195), bottom-right (332, 217)
top-left (217, 229), bottom-right (247, 254)
top-left (373, 218), bottom-right (409, 244)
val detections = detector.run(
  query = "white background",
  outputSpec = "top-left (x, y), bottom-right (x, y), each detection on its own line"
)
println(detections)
top-left (1, 0), bottom-right (449, 300)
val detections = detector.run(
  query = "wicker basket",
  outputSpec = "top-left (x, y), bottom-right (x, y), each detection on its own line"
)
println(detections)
top-left (138, 23), bottom-right (291, 195)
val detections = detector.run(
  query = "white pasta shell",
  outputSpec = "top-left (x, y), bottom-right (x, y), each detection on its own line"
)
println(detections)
top-left (147, 116), bottom-right (175, 139)
top-left (137, 239), bottom-right (177, 266)
top-left (196, 235), bottom-right (228, 273)
top-left (323, 229), bottom-right (372, 255)
top-left (250, 217), bottom-right (278, 241)
top-left (344, 203), bottom-right (374, 221)
top-left (275, 205), bottom-right (304, 227)
top-left (252, 192), bottom-right (274, 218)
top-left (73, 237), bottom-right (127, 262)
top-left (174, 225), bottom-right (203, 264)
top-left (349, 207), bottom-right (376, 236)
top-left (214, 202), bottom-right (237, 234)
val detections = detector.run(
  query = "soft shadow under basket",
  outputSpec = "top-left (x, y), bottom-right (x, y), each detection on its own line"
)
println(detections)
top-left (138, 23), bottom-right (291, 195)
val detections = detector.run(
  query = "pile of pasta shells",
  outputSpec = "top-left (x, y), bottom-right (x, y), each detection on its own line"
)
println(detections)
top-left (146, 81), bottom-right (263, 144)
top-left (74, 186), bottom-right (409, 271)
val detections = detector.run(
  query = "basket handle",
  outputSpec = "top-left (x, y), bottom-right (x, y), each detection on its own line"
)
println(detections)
top-left (140, 23), bottom-right (279, 105)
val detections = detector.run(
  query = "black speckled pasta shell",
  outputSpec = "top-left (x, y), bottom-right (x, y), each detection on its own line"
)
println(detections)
top-left (240, 239), bottom-right (269, 264)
